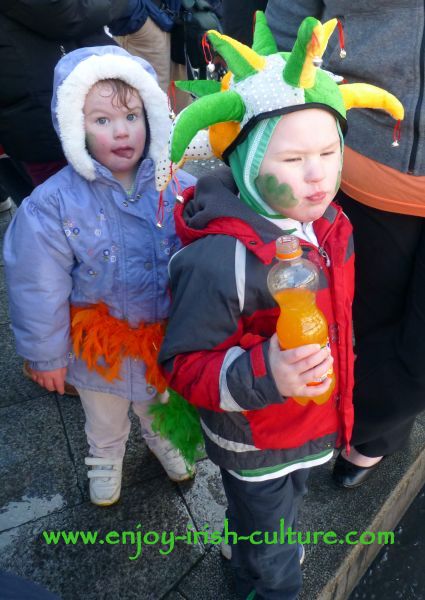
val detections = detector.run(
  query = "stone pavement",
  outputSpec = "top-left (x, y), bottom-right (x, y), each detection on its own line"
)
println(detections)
top-left (1, 162), bottom-right (425, 600)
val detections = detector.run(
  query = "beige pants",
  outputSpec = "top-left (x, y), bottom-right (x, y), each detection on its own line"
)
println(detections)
top-left (78, 388), bottom-right (159, 460)
top-left (114, 17), bottom-right (190, 113)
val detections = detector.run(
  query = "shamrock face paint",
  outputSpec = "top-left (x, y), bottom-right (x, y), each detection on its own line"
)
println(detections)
top-left (258, 109), bottom-right (341, 222)
top-left (255, 174), bottom-right (298, 209)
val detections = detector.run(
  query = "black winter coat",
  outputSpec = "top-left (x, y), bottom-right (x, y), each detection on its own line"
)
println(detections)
top-left (0, 0), bottom-right (127, 163)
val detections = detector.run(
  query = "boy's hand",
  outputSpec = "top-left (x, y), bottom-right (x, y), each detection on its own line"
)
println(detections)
top-left (268, 334), bottom-right (334, 398)
top-left (26, 366), bottom-right (67, 395)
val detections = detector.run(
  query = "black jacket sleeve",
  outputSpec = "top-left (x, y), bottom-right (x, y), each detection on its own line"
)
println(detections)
top-left (0, 0), bottom-right (128, 40)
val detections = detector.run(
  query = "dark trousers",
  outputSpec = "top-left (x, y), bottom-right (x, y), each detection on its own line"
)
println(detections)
top-left (222, 0), bottom-right (268, 46)
top-left (0, 571), bottom-right (59, 599)
top-left (220, 467), bottom-right (310, 600)
top-left (338, 191), bottom-right (425, 456)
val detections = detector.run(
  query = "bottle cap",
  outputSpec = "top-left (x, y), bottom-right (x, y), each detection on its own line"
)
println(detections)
top-left (275, 235), bottom-right (302, 260)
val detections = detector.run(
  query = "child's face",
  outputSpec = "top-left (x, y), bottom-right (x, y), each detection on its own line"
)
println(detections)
top-left (256, 109), bottom-right (342, 222)
top-left (83, 82), bottom-right (146, 186)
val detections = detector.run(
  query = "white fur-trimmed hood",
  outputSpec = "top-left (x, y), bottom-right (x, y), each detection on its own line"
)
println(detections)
top-left (52, 45), bottom-right (171, 181)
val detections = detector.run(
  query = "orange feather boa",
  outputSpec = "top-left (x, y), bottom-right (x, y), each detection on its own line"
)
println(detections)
top-left (70, 303), bottom-right (167, 392)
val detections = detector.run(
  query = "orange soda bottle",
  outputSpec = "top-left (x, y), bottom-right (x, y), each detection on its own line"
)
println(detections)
top-left (267, 235), bottom-right (335, 406)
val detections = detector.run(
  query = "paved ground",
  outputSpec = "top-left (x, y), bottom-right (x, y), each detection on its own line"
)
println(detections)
top-left (1, 160), bottom-right (425, 600)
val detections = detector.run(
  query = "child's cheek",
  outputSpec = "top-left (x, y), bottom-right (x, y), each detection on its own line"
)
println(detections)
top-left (86, 132), bottom-right (109, 161)
top-left (134, 128), bottom-right (147, 156)
top-left (335, 170), bottom-right (341, 192)
top-left (85, 132), bottom-right (98, 154)
top-left (335, 154), bottom-right (343, 192)
top-left (255, 173), bottom-right (299, 209)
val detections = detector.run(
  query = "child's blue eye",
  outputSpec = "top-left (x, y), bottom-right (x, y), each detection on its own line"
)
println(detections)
top-left (127, 113), bottom-right (137, 122)
top-left (96, 117), bottom-right (108, 125)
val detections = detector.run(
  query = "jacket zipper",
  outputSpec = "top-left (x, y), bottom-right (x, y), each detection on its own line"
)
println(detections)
top-left (318, 246), bottom-right (331, 267)
top-left (299, 206), bottom-right (344, 286)
top-left (314, 204), bottom-right (343, 267)
top-left (301, 242), bottom-right (330, 274)
top-left (408, 3), bottom-right (425, 173)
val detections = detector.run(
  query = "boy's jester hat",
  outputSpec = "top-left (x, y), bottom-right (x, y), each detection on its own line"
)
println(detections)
top-left (155, 12), bottom-right (404, 191)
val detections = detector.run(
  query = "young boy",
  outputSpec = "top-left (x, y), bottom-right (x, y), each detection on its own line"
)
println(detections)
top-left (157, 13), bottom-right (404, 598)
top-left (4, 45), bottom-right (196, 506)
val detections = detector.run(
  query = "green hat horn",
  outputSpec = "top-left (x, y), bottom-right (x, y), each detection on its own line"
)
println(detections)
top-left (170, 90), bottom-right (245, 163)
top-left (284, 17), bottom-right (337, 88)
top-left (252, 11), bottom-right (278, 56)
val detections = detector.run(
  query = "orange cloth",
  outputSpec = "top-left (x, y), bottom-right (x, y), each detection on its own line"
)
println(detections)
top-left (71, 303), bottom-right (167, 392)
top-left (341, 147), bottom-right (425, 217)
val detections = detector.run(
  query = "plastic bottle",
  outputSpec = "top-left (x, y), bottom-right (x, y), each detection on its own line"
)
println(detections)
top-left (267, 235), bottom-right (335, 406)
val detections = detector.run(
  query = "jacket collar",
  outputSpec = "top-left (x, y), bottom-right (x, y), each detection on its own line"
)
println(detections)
top-left (175, 167), bottom-right (342, 264)
top-left (92, 157), bottom-right (155, 189)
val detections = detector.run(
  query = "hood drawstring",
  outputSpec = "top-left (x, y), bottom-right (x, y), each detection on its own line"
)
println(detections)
top-left (156, 167), bottom-right (184, 228)
top-left (337, 20), bottom-right (346, 58)
top-left (392, 119), bottom-right (401, 147)
top-left (202, 32), bottom-right (215, 75)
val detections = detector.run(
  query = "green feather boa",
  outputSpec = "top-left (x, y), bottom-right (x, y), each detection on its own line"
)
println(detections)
top-left (149, 389), bottom-right (204, 464)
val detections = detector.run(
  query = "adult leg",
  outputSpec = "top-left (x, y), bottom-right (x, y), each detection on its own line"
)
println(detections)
top-left (220, 467), bottom-right (310, 600)
top-left (169, 61), bottom-right (191, 113)
top-left (114, 17), bottom-right (171, 93)
top-left (338, 192), bottom-right (424, 456)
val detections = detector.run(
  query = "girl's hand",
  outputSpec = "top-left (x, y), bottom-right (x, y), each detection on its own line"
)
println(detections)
top-left (268, 334), bottom-right (333, 398)
top-left (26, 366), bottom-right (67, 395)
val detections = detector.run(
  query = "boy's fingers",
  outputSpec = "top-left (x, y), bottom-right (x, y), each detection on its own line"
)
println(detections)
top-left (299, 355), bottom-right (334, 384)
top-left (293, 347), bottom-right (331, 373)
top-left (284, 344), bottom-right (323, 365)
top-left (298, 376), bottom-right (333, 397)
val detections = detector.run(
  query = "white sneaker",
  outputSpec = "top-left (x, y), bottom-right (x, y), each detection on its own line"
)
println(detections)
top-left (85, 456), bottom-right (123, 506)
top-left (147, 437), bottom-right (196, 482)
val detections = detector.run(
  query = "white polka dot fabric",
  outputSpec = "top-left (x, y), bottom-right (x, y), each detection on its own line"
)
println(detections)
top-left (235, 55), bottom-right (305, 128)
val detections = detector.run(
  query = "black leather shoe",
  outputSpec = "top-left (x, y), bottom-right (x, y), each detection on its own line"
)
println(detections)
top-left (332, 453), bottom-right (383, 489)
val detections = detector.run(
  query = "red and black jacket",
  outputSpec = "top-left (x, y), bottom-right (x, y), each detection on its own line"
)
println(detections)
top-left (159, 169), bottom-right (355, 471)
